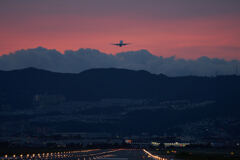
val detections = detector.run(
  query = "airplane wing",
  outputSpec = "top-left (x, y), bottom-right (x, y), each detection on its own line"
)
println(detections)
top-left (112, 43), bottom-right (121, 46)
top-left (111, 42), bottom-right (131, 47)
top-left (112, 43), bottom-right (123, 47)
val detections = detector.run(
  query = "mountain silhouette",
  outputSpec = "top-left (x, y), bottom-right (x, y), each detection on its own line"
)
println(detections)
top-left (1, 67), bottom-right (240, 136)
top-left (0, 67), bottom-right (240, 109)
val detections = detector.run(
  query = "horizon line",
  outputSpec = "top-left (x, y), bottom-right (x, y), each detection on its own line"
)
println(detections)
top-left (1, 46), bottom-right (240, 61)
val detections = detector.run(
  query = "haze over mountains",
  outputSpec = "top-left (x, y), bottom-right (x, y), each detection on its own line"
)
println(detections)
top-left (0, 47), bottom-right (239, 76)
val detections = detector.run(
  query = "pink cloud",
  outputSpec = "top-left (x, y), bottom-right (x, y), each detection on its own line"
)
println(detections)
top-left (0, 13), bottom-right (240, 59)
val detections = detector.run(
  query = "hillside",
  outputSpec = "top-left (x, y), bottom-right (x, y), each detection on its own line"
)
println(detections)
top-left (0, 67), bottom-right (240, 107)
top-left (0, 68), bottom-right (240, 137)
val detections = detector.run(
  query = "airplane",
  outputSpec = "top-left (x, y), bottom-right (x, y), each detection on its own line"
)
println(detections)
top-left (112, 40), bottom-right (131, 47)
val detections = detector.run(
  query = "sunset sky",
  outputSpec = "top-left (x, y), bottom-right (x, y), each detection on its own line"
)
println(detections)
top-left (0, 0), bottom-right (240, 59)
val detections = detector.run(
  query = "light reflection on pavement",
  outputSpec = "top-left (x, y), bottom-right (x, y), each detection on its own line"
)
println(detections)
top-left (1, 149), bottom-right (170, 160)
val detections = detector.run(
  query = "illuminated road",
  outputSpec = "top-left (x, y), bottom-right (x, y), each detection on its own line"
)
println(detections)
top-left (1, 149), bottom-right (170, 160)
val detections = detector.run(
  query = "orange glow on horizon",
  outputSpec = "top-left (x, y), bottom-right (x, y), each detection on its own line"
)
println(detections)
top-left (0, 14), bottom-right (240, 60)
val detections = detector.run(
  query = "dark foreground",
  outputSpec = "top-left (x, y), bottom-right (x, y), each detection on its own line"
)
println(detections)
top-left (0, 149), bottom-right (165, 160)
top-left (1, 148), bottom-right (240, 160)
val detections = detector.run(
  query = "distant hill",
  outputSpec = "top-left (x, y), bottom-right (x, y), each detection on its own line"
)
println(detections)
top-left (0, 67), bottom-right (240, 109)
top-left (1, 67), bottom-right (240, 136)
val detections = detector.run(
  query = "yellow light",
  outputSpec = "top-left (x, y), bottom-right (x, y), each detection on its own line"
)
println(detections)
top-left (143, 149), bottom-right (166, 160)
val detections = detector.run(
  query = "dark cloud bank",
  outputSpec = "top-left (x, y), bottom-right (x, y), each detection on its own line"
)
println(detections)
top-left (0, 47), bottom-right (239, 76)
